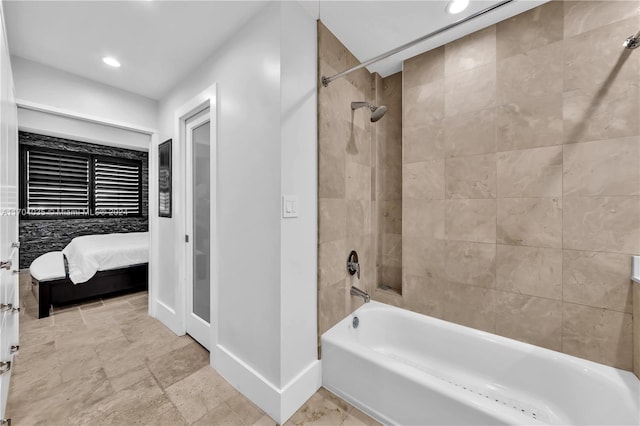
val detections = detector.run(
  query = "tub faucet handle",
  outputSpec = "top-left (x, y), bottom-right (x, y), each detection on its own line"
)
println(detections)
top-left (347, 250), bottom-right (360, 279)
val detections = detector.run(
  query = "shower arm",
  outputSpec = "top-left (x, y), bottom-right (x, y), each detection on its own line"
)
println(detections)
top-left (321, 0), bottom-right (515, 87)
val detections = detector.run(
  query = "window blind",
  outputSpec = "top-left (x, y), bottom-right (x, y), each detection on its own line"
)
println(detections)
top-left (94, 158), bottom-right (141, 215)
top-left (26, 151), bottom-right (90, 216)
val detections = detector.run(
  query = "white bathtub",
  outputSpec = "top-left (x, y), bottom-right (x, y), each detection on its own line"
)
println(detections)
top-left (321, 301), bottom-right (640, 425)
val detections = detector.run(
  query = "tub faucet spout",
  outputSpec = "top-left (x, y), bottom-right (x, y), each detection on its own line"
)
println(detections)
top-left (350, 286), bottom-right (370, 303)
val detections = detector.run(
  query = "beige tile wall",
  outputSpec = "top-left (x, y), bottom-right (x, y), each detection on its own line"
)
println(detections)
top-left (399, 0), bottom-right (639, 371)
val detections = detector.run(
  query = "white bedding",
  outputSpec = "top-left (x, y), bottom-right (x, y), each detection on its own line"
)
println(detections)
top-left (62, 232), bottom-right (149, 284)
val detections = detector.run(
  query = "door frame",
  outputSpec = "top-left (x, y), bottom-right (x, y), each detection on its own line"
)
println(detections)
top-left (173, 84), bottom-right (218, 348)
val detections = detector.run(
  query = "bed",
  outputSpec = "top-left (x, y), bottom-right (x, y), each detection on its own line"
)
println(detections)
top-left (29, 232), bottom-right (149, 318)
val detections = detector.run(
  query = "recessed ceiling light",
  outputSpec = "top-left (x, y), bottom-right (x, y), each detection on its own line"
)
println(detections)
top-left (447, 0), bottom-right (470, 14)
top-left (102, 57), bottom-right (121, 68)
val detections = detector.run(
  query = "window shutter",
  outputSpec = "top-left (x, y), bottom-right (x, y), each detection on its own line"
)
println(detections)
top-left (94, 158), bottom-right (141, 215)
top-left (26, 151), bottom-right (90, 216)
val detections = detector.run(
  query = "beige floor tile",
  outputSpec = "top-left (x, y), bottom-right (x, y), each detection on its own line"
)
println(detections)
top-left (8, 278), bottom-right (372, 426)
top-left (285, 392), bottom-right (349, 426)
top-left (192, 402), bottom-right (245, 426)
top-left (146, 340), bottom-right (209, 390)
top-left (165, 366), bottom-right (227, 424)
top-left (226, 393), bottom-right (265, 425)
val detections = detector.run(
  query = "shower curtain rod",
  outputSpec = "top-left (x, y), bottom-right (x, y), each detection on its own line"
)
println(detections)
top-left (321, 0), bottom-right (515, 87)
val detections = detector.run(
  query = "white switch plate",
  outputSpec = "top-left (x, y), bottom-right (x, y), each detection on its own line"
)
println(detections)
top-left (282, 195), bottom-right (299, 218)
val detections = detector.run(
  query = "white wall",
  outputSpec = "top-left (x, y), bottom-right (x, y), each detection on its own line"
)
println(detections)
top-left (157, 0), bottom-right (282, 377)
top-left (153, 1), bottom-right (318, 422)
top-left (12, 56), bottom-right (157, 129)
top-left (279, 0), bottom-right (318, 389)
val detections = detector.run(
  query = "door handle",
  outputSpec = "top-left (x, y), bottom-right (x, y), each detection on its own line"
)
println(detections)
top-left (1, 244), bottom-right (19, 270)
top-left (10, 345), bottom-right (19, 354)
top-left (0, 304), bottom-right (19, 313)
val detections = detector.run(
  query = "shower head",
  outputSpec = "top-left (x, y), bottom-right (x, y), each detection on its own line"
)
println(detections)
top-left (370, 105), bottom-right (387, 122)
top-left (351, 101), bottom-right (387, 122)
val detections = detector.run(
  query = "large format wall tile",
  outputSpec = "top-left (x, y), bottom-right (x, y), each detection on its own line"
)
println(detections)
top-left (496, 41), bottom-right (564, 151)
top-left (445, 199), bottom-right (497, 243)
top-left (404, 80), bottom-right (445, 128)
top-left (346, 200), bottom-right (371, 238)
top-left (563, 303), bottom-right (633, 370)
top-left (444, 241), bottom-right (496, 288)
top-left (403, 47), bottom-right (444, 90)
top-left (404, 199), bottom-right (445, 240)
top-left (318, 239), bottom-right (347, 288)
top-left (403, 121), bottom-right (446, 162)
top-left (403, 160), bottom-right (445, 200)
top-left (443, 284), bottom-right (496, 333)
top-left (563, 137), bottom-right (640, 197)
top-left (445, 63), bottom-right (496, 117)
top-left (346, 161), bottom-right (371, 201)
top-left (444, 26), bottom-right (496, 74)
top-left (497, 146), bottom-right (562, 197)
top-left (403, 274), bottom-right (448, 318)
top-left (563, 196), bottom-right (640, 254)
top-left (319, 150), bottom-right (346, 198)
top-left (563, 87), bottom-right (640, 144)
top-left (444, 107), bottom-right (497, 158)
top-left (497, 92), bottom-right (564, 152)
top-left (564, 0), bottom-right (640, 38)
top-left (319, 198), bottom-right (347, 243)
top-left (564, 18), bottom-right (640, 98)
top-left (498, 41), bottom-right (563, 99)
top-left (445, 154), bottom-right (496, 199)
top-left (497, 198), bottom-right (562, 248)
top-left (318, 280), bottom-right (348, 336)
top-left (402, 236), bottom-right (445, 283)
top-left (563, 250), bottom-right (633, 313)
top-left (495, 292), bottom-right (563, 351)
top-left (496, 0), bottom-right (564, 60)
top-left (496, 245), bottom-right (562, 300)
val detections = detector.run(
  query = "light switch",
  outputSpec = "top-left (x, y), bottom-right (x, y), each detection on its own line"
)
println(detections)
top-left (282, 195), bottom-right (299, 218)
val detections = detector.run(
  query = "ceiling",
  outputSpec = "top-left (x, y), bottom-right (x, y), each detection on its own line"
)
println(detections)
top-left (3, 1), bottom-right (267, 100)
top-left (3, 1), bottom-right (548, 100)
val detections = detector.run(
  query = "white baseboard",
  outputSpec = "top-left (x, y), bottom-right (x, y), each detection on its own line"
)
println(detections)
top-left (213, 344), bottom-right (321, 424)
top-left (153, 300), bottom-right (185, 336)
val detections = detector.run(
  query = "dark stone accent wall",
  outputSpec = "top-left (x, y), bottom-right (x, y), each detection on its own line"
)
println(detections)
top-left (19, 131), bottom-right (149, 268)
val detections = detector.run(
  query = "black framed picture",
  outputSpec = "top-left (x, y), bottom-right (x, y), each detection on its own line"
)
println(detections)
top-left (158, 139), bottom-right (172, 218)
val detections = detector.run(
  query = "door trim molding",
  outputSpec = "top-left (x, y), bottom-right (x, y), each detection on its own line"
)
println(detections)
top-left (164, 83), bottom-right (218, 345)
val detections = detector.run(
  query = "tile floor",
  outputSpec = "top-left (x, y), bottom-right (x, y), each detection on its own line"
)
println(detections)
top-left (8, 272), bottom-right (380, 426)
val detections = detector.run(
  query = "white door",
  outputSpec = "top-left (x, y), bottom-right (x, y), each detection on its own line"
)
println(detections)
top-left (0, 3), bottom-right (19, 421)
top-left (185, 110), bottom-right (211, 349)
